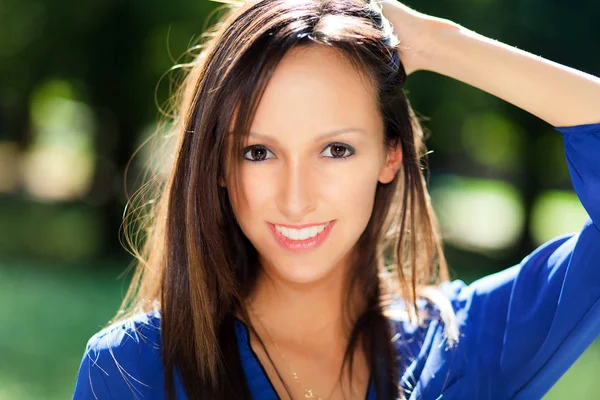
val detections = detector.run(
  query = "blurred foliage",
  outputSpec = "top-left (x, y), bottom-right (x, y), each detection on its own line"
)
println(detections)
top-left (0, 260), bottom-right (126, 399)
top-left (0, 0), bottom-right (599, 398)
top-left (0, 0), bottom-right (597, 261)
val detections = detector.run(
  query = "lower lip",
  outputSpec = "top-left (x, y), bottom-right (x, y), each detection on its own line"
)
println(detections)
top-left (268, 221), bottom-right (336, 252)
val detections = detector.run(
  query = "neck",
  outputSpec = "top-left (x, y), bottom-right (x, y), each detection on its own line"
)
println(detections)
top-left (244, 259), bottom-right (365, 346)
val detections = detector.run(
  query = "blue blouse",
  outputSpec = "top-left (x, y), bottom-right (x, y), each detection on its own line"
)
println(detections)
top-left (73, 122), bottom-right (600, 399)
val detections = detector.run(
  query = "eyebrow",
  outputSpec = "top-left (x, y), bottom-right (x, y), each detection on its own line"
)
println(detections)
top-left (248, 128), bottom-right (365, 144)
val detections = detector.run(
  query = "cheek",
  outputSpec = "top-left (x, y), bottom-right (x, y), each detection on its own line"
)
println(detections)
top-left (321, 161), bottom-right (380, 217)
top-left (229, 167), bottom-right (274, 224)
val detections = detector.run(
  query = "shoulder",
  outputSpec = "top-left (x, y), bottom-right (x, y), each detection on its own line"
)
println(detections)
top-left (73, 310), bottom-right (165, 399)
top-left (383, 284), bottom-right (476, 397)
top-left (86, 309), bottom-right (162, 354)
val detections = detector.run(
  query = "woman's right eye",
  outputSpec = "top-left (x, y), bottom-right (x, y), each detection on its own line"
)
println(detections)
top-left (242, 145), bottom-right (275, 162)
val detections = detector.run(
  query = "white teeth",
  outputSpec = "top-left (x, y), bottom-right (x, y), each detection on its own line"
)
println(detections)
top-left (289, 229), bottom-right (299, 240)
top-left (275, 222), bottom-right (328, 240)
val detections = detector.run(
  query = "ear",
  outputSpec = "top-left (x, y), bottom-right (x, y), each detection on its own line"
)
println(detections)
top-left (218, 161), bottom-right (229, 188)
top-left (218, 174), bottom-right (227, 188)
top-left (378, 144), bottom-right (403, 184)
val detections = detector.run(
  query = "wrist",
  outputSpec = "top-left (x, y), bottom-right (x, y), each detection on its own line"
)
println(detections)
top-left (415, 17), bottom-right (464, 73)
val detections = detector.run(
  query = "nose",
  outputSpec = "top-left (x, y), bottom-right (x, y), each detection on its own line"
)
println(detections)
top-left (277, 158), bottom-right (316, 221)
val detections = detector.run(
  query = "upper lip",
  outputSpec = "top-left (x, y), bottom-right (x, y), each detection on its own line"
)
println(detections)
top-left (271, 221), bottom-right (332, 229)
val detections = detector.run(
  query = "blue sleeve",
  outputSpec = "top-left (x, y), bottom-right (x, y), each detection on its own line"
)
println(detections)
top-left (458, 122), bottom-right (600, 399)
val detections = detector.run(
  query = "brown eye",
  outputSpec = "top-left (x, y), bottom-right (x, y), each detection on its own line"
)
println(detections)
top-left (330, 145), bottom-right (346, 157)
top-left (321, 142), bottom-right (355, 159)
top-left (243, 145), bottom-right (274, 162)
top-left (251, 148), bottom-right (266, 160)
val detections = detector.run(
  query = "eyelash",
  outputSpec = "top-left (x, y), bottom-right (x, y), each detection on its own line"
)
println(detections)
top-left (242, 142), bottom-right (356, 163)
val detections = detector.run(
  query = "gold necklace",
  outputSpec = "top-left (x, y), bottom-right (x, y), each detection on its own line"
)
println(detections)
top-left (248, 306), bottom-right (340, 400)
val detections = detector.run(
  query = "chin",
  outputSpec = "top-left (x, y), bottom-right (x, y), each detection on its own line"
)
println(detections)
top-left (263, 257), bottom-right (344, 286)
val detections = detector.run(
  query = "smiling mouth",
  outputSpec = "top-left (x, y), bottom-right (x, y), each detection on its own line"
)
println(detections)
top-left (268, 220), bottom-right (336, 252)
top-left (272, 221), bottom-right (332, 240)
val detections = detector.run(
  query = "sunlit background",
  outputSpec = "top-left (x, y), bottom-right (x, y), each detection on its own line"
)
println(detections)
top-left (0, 0), bottom-right (599, 398)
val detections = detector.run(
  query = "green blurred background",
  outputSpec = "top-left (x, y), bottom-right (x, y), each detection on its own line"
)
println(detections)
top-left (0, 0), bottom-right (598, 398)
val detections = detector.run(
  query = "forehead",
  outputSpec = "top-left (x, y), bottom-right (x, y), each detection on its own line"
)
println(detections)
top-left (249, 45), bottom-right (382, 140)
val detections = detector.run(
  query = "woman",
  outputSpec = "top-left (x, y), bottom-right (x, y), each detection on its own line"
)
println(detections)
top-left (73, 0), bottom-right (600, 399)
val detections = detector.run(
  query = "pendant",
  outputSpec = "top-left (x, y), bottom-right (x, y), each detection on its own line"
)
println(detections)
top-left (304, 388), bottom-right (324, 400)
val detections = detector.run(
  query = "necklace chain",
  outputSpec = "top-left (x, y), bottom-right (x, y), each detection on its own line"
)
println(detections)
top-left (248, 306), bottom-right (340, 400)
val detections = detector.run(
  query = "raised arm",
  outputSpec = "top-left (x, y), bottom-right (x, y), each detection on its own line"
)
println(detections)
top-left (380, 0), bottom-right (600, 127)
top-left (379, 3), bottom-right (600, 398)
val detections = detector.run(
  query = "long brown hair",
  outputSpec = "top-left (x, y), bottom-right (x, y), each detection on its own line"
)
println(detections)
top-left (116, 0), bottom-right (455, 398)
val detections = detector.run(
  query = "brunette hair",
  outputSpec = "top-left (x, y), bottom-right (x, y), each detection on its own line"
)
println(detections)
top-left (117, 0), bottom-right (457, 398)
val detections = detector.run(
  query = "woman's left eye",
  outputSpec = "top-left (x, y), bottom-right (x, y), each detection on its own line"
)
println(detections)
top-left (321, 142), bottom-right (355, 159)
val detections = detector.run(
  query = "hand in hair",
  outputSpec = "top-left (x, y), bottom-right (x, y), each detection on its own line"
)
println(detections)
top-left (378, 0), bottom-right (455, 75)
top-left (381, 0), bottom-right (600, 127)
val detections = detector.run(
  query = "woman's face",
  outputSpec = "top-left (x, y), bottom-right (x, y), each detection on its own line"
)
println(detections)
top-left (227, 45), bottom-right (401, 285)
